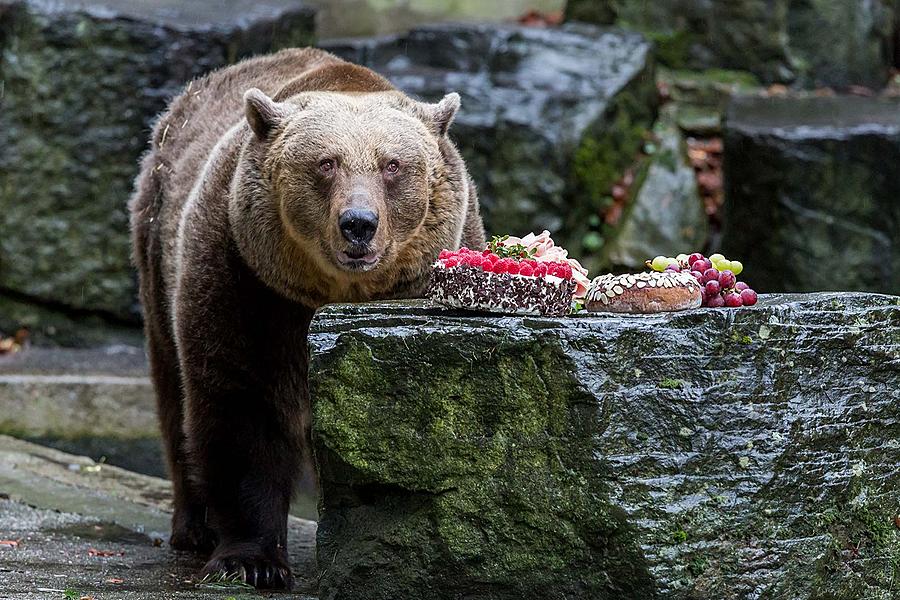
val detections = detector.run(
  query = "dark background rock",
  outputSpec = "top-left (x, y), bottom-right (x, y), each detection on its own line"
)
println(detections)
top-left (722, 95), bottom-right (900, 295)
top-left (309, 294), bottom-right (900, 599)
top-left (321, 23), bottom-right (658, 258)
top-left (566, 0), bottom-right (896, 89)
top-left (0, 0), bottom-right (315, 322)
top-left (600, 111), bottom-right (707, 271)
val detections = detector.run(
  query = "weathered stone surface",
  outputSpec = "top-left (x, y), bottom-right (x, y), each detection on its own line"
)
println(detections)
top-left (309, 294), bottom-right (900, 599)
top-left (321, 23), bottom-right (658, 257)
top-left (600, 112), bottom-right (706, 271)
top-left (0, 0), bottom-right (316, 321)
top-left (0, 435), bottom-right (319, 598)
top-left (566, 0), bottom-right (895, 89)
top-left (659, 67), bottom-right (762, 135)
top-left (309, 0), bottom-right (565, 39)
top-left (722, 95), bottom-right (900, 295)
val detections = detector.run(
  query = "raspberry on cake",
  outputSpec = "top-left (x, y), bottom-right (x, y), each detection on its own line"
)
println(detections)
top-left (428, 233), bottom-right (587, 316)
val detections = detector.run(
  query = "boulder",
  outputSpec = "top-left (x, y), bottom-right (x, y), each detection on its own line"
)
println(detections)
top-left (599, 111), bottom-right (707, 271)
top-left (0, 0), bottom-right (316, 321)
top-left (309, 294), bottom-right (900, 599)
top-left (722, 95), bottom-right (900, 295)
top-left (321, 23), bottom-right (658, 258)
top-left (566, 0), bottom-right (895, 89)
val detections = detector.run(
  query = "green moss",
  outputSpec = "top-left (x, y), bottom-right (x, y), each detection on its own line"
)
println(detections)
top-left (642, 29), bottom-right (699, 70)
top-left (659, 378), bottom-right (685, 389)
top-left (313, 332), bottom-right (655, 598)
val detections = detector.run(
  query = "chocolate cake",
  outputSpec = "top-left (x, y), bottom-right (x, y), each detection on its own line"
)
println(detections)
top-left (427, 245), bottom-right (579, 317)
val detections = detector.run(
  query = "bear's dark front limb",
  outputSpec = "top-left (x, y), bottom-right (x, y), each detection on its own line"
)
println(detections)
top-left (175, 236), bottom-right (312, 590)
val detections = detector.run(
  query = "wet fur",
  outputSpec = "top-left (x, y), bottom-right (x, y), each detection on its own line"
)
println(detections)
top-left (129, 48), bottom-right (484, 589)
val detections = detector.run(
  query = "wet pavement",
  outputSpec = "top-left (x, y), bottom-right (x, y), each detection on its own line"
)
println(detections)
top-left (0, 436), bottom-right (318, 599)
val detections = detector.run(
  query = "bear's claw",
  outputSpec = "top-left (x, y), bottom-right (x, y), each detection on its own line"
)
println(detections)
top-left (200, 542), bottom-right (293, 590)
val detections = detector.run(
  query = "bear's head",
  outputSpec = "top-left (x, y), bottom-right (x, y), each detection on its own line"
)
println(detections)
top-left (230, 88), bottom-right (470, 306)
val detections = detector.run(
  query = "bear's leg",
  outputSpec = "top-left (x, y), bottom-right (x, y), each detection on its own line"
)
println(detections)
top-left (146, 324), bottom-right (217, 553)
top-left (131, 165), bottom-right (216, 553)
top-left (187, 386), bottom-right (303, 590)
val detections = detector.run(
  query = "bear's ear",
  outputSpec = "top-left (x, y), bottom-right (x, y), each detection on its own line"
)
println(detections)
top-left (244, 88), bottom-right (289, 140)
top-left (420, 92), bottom-right (460, 137)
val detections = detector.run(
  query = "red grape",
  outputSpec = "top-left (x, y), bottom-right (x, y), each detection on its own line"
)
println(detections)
top-left (665, 264), bottom-right (681, 273)
top-left (707, 294), bottom-right (725, 308)
top-left (688, 252), bottom-right (705, 266)
top-left (735, 281), bottom-right (749, 291)
top-left (703, 268), bottom-right (719, 283)
top-left (695, 258), bottom-right (713, 272)
top-left (724, 292), bottom-right (743, 307)
top-left (705, 280), bottom-right (721, 295)
top-left (691, 270), bottom-right (704, 281)
top-left (740, 288), bottom-right (758, 306)
top-left (718, 270), bottom-right (736, 289)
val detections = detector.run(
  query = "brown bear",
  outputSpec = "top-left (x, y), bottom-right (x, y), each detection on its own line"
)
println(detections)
top-left (129, 47), bottom-right (484, 589)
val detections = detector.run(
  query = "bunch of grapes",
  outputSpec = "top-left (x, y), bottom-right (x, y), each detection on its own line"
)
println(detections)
top-left (647, 252), bottom-right (758, 307)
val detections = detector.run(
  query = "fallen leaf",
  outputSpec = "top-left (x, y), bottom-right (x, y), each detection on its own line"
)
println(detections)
top-left (0, 539), bottom-right (19, 548)
top-left (105, 577), bottom-right (124, 584)
top-left (88, 547), bottom-right (124, 557)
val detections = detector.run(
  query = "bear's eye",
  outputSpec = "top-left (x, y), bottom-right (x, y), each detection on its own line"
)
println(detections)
top-left (319, 158), bottom-right (336, 174)
top-left (384, 160), bottom-right (401, 175)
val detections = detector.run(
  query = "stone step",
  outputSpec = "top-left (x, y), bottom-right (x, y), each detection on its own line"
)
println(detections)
top-left (0, 346), bottom-right (155, 439)
top-left (722, 95), bottom-right (900, 295)
top-left (308, 293), bottom-right (900, 600)
top-left (0, 435), bottom-right (318, 598)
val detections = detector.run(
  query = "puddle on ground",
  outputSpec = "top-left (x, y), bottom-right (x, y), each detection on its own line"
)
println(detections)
top-left (50, 521), bottom-right (154, 545)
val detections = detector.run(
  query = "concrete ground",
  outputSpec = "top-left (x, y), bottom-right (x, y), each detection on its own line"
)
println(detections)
top-left (0, 435), bottom-right (318, 599)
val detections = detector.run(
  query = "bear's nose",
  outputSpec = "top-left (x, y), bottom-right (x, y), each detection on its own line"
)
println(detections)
top-left (339, 209), bottom-right (379, 245)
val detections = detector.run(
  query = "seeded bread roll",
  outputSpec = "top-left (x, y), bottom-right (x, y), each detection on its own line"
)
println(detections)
top-left (585, 272), bottom-right (702, 313)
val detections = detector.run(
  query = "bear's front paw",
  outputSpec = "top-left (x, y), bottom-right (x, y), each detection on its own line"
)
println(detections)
top-left (200, 541), bottom-right (292, 590)
top-left (169, 507), bottom-right (217, 553)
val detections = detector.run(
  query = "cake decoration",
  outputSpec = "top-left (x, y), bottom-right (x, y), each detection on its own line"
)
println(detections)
top-left (427, 231), bottom-right (588, 316)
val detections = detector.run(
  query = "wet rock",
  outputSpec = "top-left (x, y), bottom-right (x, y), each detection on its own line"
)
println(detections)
top-left (600, 112), bottom-right (707, 271)
top-left (722, 95), bottom-right (900, 295)
top-left (321, 23), bottom-right (658, 256)
top-left (658, 68), bottom-right (762, 136)
top-left (310, 294), bottom-right (900, 599)
top-left (0, 0), bottom-right (316, 321)
top-left (566, 0), bottom-right (894, 89)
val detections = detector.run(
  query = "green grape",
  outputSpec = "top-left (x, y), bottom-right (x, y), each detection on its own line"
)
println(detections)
top-left (730, 260), bottom-right (743, 275)
top-left (675, 253), bottom-right (689, 264)
top-left (710, 253), bottom-right (725, 263)
top-left (717, 260), bottom-right (732, 272)
top-left (651, 256), bottom-right (669, 271)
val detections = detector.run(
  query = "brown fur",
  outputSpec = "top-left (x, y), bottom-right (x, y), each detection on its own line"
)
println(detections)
top-left (129, 47), bottom-right (484, 589)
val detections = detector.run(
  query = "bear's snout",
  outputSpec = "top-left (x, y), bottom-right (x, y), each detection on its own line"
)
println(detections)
top-left (339, 208), bottom-right (379, 246)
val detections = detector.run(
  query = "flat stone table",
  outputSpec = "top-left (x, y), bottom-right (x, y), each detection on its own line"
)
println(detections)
top-left (309, 293), bottom-right (900, 600)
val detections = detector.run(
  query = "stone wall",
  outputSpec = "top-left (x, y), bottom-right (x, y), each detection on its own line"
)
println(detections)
top-left (722, 95), bottom-right (900, 295)
top-left (566, 0), bottom-right (898, 89)
top-left (310, 294), bottom-right (900, 599)
top-left (0, 0), bottom-right (316, 322)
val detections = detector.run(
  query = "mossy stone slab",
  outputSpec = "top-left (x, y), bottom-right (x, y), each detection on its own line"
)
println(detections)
top-left (309, 294), bottom-right (900, 599)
